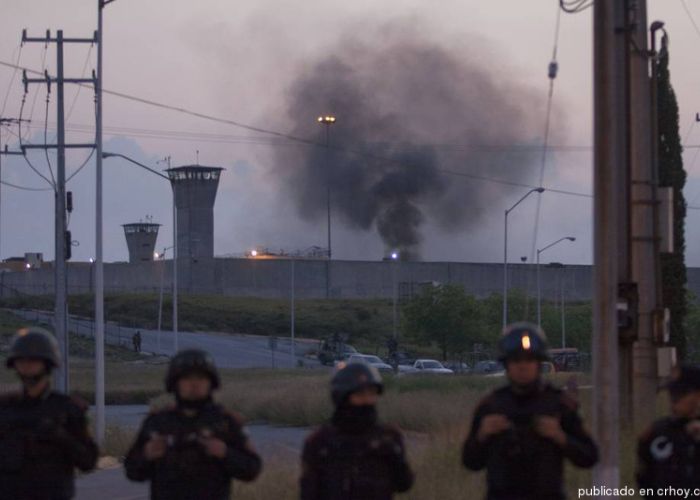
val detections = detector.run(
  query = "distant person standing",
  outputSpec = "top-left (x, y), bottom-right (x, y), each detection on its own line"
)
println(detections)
top-left (0, 327), bottom-right (98, 499)
top-left (300, 362), bottom-right (414, 500)
top-left (637, 365), bottom-right (700, 498)
top-left (462, 322), bottom-right (598, 500)
top-left (133, 330), bottom-right (142, 353)
top-left (125, 349), bottom-right (261, 500)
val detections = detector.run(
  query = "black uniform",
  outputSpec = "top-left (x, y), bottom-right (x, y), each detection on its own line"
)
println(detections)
top-left (0, 390), bottom-right (98, 500)
top-left (124, 400), bottom-right (261, 500)
top-left (637, 417), bottom-right (700, 498)
top-left (300, 417), bottom-right (414, 500)
top-left (462, 383), bottom-right (598, 500)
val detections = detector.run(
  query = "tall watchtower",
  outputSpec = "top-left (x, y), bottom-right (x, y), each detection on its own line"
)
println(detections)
top-left (166, 165), bottom-right (223, 260)
top-left (123, 221), bottom-right (160, 264)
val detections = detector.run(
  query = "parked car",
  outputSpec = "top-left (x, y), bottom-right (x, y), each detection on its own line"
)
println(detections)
top-left (444, 361), bottom-right (471, 374)
top-left (473, 360), bottom-right (505, 375)
top-left (406, 359), bottom-right (454, 375)
top-left (346, 354), bottom-right (394, 372)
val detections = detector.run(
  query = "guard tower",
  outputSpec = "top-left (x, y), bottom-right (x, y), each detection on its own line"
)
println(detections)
top-left (123, 221), bottom-right (160, 264)
top-left (166, 165), bottom-right (223, 260)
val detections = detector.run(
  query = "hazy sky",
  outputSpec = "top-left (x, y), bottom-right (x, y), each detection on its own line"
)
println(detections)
top-left (0, 0), bottom-right (699, 266)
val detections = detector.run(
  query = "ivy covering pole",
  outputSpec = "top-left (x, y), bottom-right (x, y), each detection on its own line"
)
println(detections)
top-left (656, 40), bottom-right (688, 359)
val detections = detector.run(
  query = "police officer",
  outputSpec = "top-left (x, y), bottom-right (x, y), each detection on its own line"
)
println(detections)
top-left (637, 365), bottom-right (700, 498)
top-left (300, 362), bottom-right (414, 500)
top-left (0, 327), bottom-right (98, 500)
top-left (462, 322), bottom-right (598, 500)
top-left (124, 349), bottom-right (261, 500)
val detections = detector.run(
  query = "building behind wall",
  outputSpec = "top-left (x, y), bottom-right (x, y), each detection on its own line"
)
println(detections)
top-left (166, 165), bottom-right (223, 262)
top-left (123, 222), bottom-right (160, 264)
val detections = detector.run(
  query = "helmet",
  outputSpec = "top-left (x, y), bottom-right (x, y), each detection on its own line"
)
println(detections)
top-left (165, 349), bottom-right (220, 393)
top-left (331, 362), bottom-right (384, 406)
top-left (498, 322), bottom-right (549, 362)
top-left (666, 364), bottom-right (700, 398)
top-left (6, 327), bottom-right (61, 369)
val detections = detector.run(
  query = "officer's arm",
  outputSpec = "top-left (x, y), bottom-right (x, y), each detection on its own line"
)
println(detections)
top-left (299, 436), bottom-right (321, 500)
top-left (220, 413), bottom-right (262, 481)
top-left (63, 397), bottom-right (99, 472)
top-left (462, 403), bottom-right (489, 470)
top-left (386, 429), bottom-right (414, 493)
top-left (124, 416), bottom-right (157, 482)
top-left (559, 402), bottom-right (599, 468)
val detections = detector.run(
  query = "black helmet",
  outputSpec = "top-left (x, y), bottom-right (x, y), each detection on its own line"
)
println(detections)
top-left (165, 349), bottom-right (220, 393)
top-left (6, 327), bottom-right (61, 369)
top-left (331, 362), bottom-right (384, 406)
top-left (498, 322), bottom-right (549, 362)
top-left (666, 364), bottom-right (700, 398)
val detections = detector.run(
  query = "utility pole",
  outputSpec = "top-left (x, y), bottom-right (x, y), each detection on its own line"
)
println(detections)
top-left (628, 0), bottom-right (661, 430)
top-left (592, 0), bottom-right (627, 492)
top-left (0, 118), bottom-right (28, 261)
top-left (22, 29), bottom-right (97, 393)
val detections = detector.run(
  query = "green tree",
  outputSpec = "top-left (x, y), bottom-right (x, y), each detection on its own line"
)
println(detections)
top-left (656, 41), bottom-right (688, 358)
top-left (402, 284), bottom-right (485, 360)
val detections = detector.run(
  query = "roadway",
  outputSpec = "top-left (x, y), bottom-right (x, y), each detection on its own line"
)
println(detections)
top-left (9, 309), bottom-right (321, 369)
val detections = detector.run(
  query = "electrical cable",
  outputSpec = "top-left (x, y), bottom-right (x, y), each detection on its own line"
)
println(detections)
top-left (560, 0), bottom-right (593, 14)
top-left (680, 0), bottom-right (700, 41)
top-left (1, 44), bottom-right (23, 117)
top-left (65, 43), bottom-right (93, 125)
top-left (24, 44), bottom-right (48, 144)
top-left (18, 92), bottom-right (55, 188)
top-left (66, 96), bottom-right (97, 183)
top-left (43, 91), bottom-right (56, 186)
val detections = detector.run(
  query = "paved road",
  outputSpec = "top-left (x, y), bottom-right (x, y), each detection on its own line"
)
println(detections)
top-left (77, 405), bottom-right (310, 500)
top-left (10, 309), bottom-right (322, 370)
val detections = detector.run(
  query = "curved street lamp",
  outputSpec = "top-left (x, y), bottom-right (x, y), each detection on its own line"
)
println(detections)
top-left (503, 187), bottom-right (545, 329)
top-left (537, 236), bottom-right (576, 327)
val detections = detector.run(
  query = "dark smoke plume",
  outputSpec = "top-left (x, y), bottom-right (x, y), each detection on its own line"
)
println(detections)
top-left (274, 24), bottom-right (548, 258)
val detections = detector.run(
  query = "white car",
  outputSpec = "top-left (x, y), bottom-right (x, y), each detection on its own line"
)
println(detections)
top-left (410, 359), bottom-right (454, 375)
top-left (346, 354), bottom-right (394, 372)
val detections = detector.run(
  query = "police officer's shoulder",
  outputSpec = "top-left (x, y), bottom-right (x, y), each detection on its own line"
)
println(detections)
top-left (377, 423), bottom-right (406, 443)
top-left (0, 390), bottom-right (22, 406)
top-left (304, 424), bottom-right (336, 449)
top-left (68, 393), bottom-right (90, 412)
top-left (377, 423), bottom-right (403, 436)
top-left (214, 404), bottom-right (247, 430)
top-left (640, 417), bottom-right (674, 441)
top-left (147, 402), bottom-right (177, 417)
top-left (473, 388), bottom-right (503, 412)
top-left (540, 382), bottom-right (578, 411)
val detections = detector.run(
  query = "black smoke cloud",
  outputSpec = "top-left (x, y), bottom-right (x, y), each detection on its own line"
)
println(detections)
top-left (274, 24), bottom-right (548, 258)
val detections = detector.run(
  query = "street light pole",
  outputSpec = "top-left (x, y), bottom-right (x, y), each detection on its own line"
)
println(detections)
top-left (94, 0), bottom-right (116, 449)
top-left (502, 187), bottom-right (544, 329)
top-left (101, 152), bottom-right (177, 353)
top-left (391, 252), bottom-right (399, 339)
top-left (536, 236), bottom-right (576, 327)
top-left (318, 115), bottom-right (336, 299)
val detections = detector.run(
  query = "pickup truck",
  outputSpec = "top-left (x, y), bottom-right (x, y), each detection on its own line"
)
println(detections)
top-left (399, 359), bottom-right (454, 375)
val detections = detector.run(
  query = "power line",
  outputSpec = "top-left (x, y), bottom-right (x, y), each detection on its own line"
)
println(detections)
top-left (680, 0), bottom-right (700, 41)
top-left (18, 92), bottom-right (55, 188)
top-left (1, 44), bottom-right (23, 116)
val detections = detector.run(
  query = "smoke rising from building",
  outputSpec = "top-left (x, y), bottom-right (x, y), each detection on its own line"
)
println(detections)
top-left (274, 24), bottom-right (552, 258)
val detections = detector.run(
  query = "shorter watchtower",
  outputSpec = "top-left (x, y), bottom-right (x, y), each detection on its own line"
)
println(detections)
top-left (123, 220), bottom-right (160, 264)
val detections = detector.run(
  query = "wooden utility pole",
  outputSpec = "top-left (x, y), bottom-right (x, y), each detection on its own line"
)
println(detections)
top-left (22, 29), bottom-right (97, 393)
top-left (592, 0), bottom-right (628, 491)
top-left (628, 0), bottom-right (660, 430)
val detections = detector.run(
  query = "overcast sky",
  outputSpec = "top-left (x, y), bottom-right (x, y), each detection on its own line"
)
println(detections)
top-left (0, 0), bottom-right (699, 266)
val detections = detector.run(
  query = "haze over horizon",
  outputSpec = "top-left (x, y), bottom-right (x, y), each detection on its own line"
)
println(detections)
top-left (1, 0), bottom-right (699, 266)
